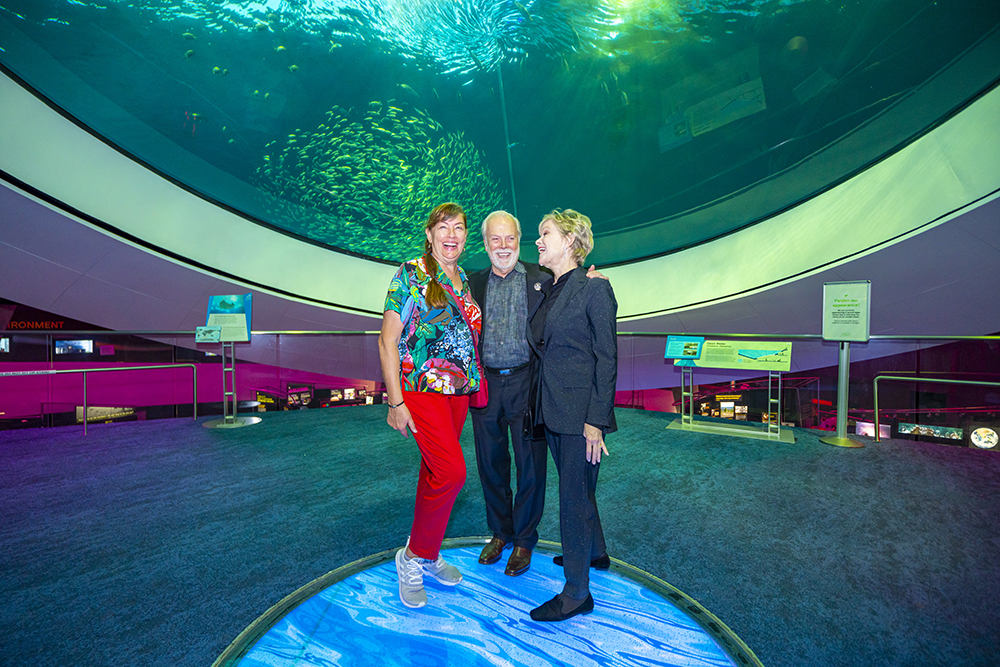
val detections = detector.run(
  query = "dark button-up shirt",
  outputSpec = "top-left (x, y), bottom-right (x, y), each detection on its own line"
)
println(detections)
top-left (482, 262), bottom-right (531, 369)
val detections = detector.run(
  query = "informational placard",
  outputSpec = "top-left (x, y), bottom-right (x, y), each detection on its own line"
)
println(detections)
top-left (206, 294), bottom-right (252, 342)
top-left (665, 336), bottom-right (705, 359)
top-left (195, 326), bottom-right (222, 343)
top-left (822, 281), bottom-right (870, 342)
top-left (673, 340), bottom-right (792, 372)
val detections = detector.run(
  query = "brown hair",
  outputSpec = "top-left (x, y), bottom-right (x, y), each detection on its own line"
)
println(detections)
top-left (423, 202), bottom-right (466, 308)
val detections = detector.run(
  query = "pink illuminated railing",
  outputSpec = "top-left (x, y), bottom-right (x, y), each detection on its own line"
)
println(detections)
top-left (0, 364), bottom-right (197, 434)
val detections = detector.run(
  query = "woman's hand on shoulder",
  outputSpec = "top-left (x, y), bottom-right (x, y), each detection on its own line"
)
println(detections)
top-left (387, 402), bottom-right (418, 438)
top-left (584, 423), bottom-right (608, 464)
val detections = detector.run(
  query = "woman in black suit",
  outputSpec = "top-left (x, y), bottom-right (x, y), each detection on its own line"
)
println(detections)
top-left (529, 209), bottom-right (617, 622)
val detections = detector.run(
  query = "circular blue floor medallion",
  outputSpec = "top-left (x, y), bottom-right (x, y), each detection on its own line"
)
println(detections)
top-left (216, 539), bottom-right (759, 667)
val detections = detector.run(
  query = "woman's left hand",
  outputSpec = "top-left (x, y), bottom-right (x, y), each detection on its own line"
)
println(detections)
top-left (584, 423), bottom-right (608, 464)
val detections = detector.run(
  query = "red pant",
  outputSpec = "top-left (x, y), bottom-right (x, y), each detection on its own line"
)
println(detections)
top-left (403, 391), bottom-right (469, 560)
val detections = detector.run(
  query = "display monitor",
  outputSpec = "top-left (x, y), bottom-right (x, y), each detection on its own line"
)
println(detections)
top-left (896, 422), bottom-right (963, 443)
top-left (967, 424), bottom-right (999, 450)
top-left (855, 421), bottom-right (891, 439)
top-left (286, 384), bottom-right (313, 408)
top-left (76, 406), bottom-right (134, 423)
top-left (0, 337), bottom-right (9, 353)
top-left (55, 339), bottom-right (93, 354)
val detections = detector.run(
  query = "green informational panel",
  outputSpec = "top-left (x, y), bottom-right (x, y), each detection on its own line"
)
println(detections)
top-left (674, 340), bottom-right (792, 372)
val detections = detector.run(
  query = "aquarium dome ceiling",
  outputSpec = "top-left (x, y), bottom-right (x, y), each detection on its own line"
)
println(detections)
top-left (1, 0), bottom-right (999, 272)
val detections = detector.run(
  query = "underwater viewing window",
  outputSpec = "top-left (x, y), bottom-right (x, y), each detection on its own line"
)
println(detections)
top-left (0, 0), bottom-right (998, 267)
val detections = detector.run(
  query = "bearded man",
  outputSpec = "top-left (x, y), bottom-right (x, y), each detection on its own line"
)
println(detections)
top-left (468, 210), bottom-right (552, 576)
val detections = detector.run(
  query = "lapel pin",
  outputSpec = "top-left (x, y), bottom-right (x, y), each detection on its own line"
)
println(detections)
top-left (534, 282), bottom-right (541, 291)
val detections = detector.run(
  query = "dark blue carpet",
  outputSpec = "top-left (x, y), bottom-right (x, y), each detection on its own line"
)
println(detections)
top-left (1, 407), bottom-right (998, 666)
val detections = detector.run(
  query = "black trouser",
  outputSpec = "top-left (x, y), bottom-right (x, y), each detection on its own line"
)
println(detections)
top-left (545, 427), bottom-right (606, 600)
top-left (470, 365), bottom-right (547, 550)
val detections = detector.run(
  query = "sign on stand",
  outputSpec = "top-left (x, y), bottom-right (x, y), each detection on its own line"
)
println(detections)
top-left (819, 281), bottom-right (870, 448)
top-left (666, 336), bottom-right (795, 443)
top-left (202, 294), bottom-right (260, 429)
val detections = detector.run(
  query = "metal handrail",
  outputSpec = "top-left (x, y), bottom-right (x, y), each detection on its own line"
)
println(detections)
top-left (2, 330), bottom-right (380, 336)
top-left (872, 375), bottom-right (1000, 443)
top-left (617, 332), bottom-right (1000, 340)
top-left (6, 330), bottom-right (1000, 340)
top-left (0, 364), bottom-right (197, 434)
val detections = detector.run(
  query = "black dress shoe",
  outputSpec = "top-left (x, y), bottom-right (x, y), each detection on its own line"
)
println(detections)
top-left (478, 537), bottom-right (508, 565)
top-left (552, 553), bottom-right (611, 570)
top-left (504, 547), bottom-right (531, 576)
top-left (530, 594), bottom-right (594, 622)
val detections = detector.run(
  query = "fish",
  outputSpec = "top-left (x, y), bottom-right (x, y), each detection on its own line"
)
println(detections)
top-left (288, 64), bottom-right (299, 72)
top-left (182, 32), bottom-right (196, 40)
top-left (513, 1), bottom-right (532, 23)
top-left (467, 48), bottom-right (485, 71)
top-left (184, 49), bottom-right (195, 58)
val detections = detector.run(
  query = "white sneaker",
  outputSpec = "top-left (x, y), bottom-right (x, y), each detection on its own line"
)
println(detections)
top-left (423, 554), bottom-right (462, 586)
top-left (395, 548), bottom-right (427, 608)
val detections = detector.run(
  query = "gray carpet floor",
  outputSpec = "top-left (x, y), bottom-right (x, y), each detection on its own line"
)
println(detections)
top-left (2, 406), bottom-right (999, 666)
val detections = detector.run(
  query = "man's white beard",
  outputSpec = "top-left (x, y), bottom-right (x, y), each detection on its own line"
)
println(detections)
top-left (490, 248), bottom-right (519, 272)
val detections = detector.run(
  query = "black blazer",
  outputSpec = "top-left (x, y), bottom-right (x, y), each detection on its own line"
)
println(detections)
top-left (468, 262), bottom-right (553, 408)
top-left (534, 267), bottom-right (618, 436)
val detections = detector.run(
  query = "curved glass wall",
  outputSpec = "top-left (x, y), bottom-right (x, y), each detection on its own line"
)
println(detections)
top-left (1, 0), bottom-right (998, 268)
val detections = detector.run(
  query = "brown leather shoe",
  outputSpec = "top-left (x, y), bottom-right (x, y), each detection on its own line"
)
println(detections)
top-left (478, 537), bottom-right (507, 565)
top-left (504, 546), bottom-right (532, 576)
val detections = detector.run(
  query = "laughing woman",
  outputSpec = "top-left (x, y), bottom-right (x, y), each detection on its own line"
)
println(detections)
top-left (378, 202), bottom-right (483, 609)
top-left (530, 209), bottom-right (618, 622)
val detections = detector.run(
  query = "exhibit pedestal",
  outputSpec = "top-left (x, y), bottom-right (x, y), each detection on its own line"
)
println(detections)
top-left (819, 341), bottom-right (863, 448)
top-left (668, 417), bottom-right (796, 443)
top-left (672, 367), bottom-right (795, 443)
top-left (204, 341), bottom-right (260, 429)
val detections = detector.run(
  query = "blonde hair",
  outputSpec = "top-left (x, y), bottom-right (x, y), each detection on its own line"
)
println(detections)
top-left (541, 209), bottom-right (593, 266)
top-left (481, 210), bottom-right (521, 242)
top-left (423, 202), bottom-right (466, 308)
